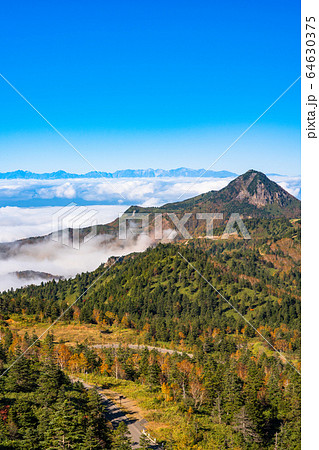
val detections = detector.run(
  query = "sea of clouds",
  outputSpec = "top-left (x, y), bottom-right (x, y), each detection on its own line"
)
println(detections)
top-left (0, 175), bottom-right (301, 210)
top-left (0, 176), bottom-right (237, 208)
top-left (0, 175), bottom-right (300, 291)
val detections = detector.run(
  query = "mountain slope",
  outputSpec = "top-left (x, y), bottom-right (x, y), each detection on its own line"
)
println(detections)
top-left (128, 170), bottom-right (300, 219)
top-left (0, 235), bottom-right (301, 448)
top-left (0, 171), bottom-right (301, 448)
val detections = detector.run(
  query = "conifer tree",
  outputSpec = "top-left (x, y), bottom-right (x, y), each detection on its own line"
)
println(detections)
top-left (111, 422), bottom-right (131, 449)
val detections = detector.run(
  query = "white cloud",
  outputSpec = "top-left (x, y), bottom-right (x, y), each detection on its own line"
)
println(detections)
top-left (0, 175), bottom-right (300, 208)
top-left (0, 205), bottom-right (126, 243)
top-left (268, 175), bottom-right (301, 198)
top-left (0, 233), bottom-right (153, 292)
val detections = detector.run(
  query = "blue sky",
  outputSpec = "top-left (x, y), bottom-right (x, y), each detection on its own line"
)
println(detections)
top-left (0, 0), bottom-right (300, 175)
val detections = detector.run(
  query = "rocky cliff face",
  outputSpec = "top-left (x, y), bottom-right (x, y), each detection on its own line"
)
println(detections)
top-left (234, 170), bottom-right (294, 208)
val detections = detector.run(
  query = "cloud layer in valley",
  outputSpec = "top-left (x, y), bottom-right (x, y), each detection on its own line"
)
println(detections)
top-left (0, 234), bottom-right (154, 292)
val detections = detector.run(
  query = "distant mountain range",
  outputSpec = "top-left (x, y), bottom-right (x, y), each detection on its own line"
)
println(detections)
top-left (0, 168), bottom-right (237, 179)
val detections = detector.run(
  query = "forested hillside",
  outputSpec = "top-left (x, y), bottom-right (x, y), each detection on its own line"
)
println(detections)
top-left (0, 334), bottom-right (113, 448)
top-left (0, 215), bottom-right (301, 448)
top-left (0, 331), bottom-right (300, 449)
top-left (0, 219), bottom-right (300, 341)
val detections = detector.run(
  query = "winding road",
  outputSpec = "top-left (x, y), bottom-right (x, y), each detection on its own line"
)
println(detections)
top-left (92, 343), bottom-right (193, 358)
top-left (69, 344), bottom-right (191, 447)
top-left (71, 377), bottom-right (160, 449)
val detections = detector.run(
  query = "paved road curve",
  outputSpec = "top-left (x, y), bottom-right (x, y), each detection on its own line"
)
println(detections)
top-left (92, 343), bottom-right (193, 358)
top-left (71, 377), bottom-right (160, 449)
